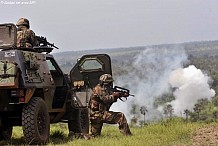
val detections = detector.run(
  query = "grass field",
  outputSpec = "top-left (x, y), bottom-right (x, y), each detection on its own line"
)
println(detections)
top-left (0, 118), bottom-right (217, 146)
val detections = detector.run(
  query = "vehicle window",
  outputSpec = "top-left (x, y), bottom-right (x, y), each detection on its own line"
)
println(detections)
top-left (46, 59), bottom-right (56, 71)
top-left (80, 59), bottom-right (103, 71)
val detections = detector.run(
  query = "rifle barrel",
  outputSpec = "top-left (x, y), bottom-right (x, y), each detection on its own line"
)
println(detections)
top-left (129, 94), bottom-right (135, 97)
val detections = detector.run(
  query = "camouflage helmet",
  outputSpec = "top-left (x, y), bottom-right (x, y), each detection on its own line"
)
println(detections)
top-left (16, 18), bottom-right (30, 28)
top-left (99, 74), bottom-right (114, 85)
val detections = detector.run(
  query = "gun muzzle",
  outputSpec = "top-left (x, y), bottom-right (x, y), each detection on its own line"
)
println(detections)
top-left (129, 94), bottom-right (135, 97)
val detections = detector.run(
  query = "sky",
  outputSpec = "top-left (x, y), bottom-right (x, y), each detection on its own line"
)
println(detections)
top-left (1, 0), bottom-right (218, 53)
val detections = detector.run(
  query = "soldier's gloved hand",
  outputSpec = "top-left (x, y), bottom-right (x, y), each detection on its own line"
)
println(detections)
top-left (112, 92), bottom-right (120, 99)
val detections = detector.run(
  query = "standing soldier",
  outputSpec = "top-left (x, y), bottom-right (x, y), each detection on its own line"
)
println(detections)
top-left (16, 18), bottom-right (37, 48)
top-left (89, 74), bottom-right (132, 137)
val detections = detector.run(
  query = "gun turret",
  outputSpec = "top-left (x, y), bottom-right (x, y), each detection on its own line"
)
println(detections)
top-left (35, 36), bottom-right (59, 49)
top-left (34, 36), bottom-right (59, 53)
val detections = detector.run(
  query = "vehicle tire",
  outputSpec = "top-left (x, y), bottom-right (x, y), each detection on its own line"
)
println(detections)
top-left (68, 108), bottom-right (89, 134)
top-left (0, 126), bottom-right (12, 140)
top-left (22, 97), bottom-right (50, 144)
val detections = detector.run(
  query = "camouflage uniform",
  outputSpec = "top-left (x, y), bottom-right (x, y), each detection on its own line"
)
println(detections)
top-left (89, 83), bottom-right (132, 137)
top-left (16, 18), bottom-right (36, 48)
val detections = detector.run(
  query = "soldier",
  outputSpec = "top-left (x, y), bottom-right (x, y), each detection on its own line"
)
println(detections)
top-left (89, 74), bottom-right (132, 137)
top-left (16, 18), bottom-right (37, 48)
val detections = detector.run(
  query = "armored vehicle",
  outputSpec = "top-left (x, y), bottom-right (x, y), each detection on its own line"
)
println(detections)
top-left (0, 23), bottom-right (112, 144)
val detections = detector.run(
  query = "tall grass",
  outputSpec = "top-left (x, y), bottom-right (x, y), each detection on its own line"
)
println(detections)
top-left (0, 118), bottom-right (217, 146)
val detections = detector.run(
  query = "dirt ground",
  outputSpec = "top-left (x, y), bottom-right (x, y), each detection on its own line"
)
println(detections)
top-left (191, 126), bottom-right (218, 145)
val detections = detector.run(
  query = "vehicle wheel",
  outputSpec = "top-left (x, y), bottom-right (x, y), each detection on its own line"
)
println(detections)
top-left (0, 126), bottom-right (12, 140)
top-left (68, 108), bottom-right (89, 134)
top-left (22, 97), bottom-right (50, 144)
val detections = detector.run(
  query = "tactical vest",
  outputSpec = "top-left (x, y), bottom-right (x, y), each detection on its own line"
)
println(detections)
top-left (89, 85), bottom-right (111, 112)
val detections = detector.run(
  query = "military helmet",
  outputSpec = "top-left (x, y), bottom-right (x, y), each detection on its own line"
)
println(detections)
top-left (16, 18), bottom-right (30, 28)
top-left (99, 74), bottom-right (114, 85)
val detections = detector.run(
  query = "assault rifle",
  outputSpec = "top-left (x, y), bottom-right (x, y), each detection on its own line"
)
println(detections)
top-left (35, 36), bottom-right (59, 49)
top-left (109, 86), bottom-right (135, 102)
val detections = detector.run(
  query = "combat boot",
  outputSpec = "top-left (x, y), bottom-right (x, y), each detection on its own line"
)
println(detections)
top-left (73, 133), bottom-right (92, 140)
top-left (68, 131), bottom-right (74, 140)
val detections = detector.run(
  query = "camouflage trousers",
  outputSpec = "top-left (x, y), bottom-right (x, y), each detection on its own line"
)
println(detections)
top-left (90, 111), bottom-right (132, 137)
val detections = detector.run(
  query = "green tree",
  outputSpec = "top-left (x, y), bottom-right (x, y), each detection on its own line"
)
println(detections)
top-left (164, 104), bottom-right (174, 118)
top-left (184, 109), bottom-right (190, 122)
top-left (193, 103), bottom-right (203, 120)
top-left (130, 103), bottom-right (140, 125)
top-left (212, 96), bottom-right (218, 106)
top-left (212, 110), bottom-right (218, 122)
top-left (140, 106), bottom-right (148, 125)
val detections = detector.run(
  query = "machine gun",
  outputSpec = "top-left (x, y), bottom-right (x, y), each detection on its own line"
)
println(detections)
top-left (109, 86), bottom-right (135, 102)
top-left (35, 36), bottom-right (59, 49)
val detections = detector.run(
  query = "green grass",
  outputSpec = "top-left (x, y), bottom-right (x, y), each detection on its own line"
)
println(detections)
top-left (0, 118), bottom-right (217, 146)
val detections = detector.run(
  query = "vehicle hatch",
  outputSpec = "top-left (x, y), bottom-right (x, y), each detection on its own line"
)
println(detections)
top-left (0, 23), bottom-right (17, 49)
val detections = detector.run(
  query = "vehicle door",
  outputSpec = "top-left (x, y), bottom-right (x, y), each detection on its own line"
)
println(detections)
top-left (70, 54), bottom-right (112, 107)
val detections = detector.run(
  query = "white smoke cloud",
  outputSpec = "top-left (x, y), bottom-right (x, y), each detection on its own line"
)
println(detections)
top-left (111, 47), bottom-right (216, 122)
top-left (169, 65), bottom-right (216, 116)
top-left (111, 47), bottom-right (188, 121)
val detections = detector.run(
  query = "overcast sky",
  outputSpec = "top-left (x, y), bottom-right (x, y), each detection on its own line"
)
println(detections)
top-left (1, 0), bottom-right (218, 52)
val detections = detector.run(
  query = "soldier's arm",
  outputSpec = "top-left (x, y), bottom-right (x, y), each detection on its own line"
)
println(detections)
top-left (29, 30), bottom-right (37, 46)
top-left (16, 31), bottom-right (22, 48)
top-left (100, 93), bottom-right (117, 104)
top-left (94, 86), bottom-right (117, 104)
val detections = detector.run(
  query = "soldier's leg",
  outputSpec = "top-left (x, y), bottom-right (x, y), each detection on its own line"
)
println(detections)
top-left (90, 121), bottom-right (103, 137)
top-left (103, 111), bottom-right (132, 136)
top-left (90, 111), bottom-right (104, 137)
